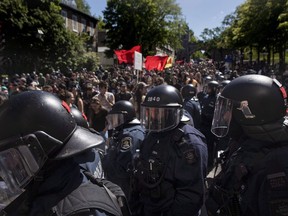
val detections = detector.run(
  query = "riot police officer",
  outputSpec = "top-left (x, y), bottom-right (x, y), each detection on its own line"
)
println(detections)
top-left (197, 75), bottom-right (212, 106)
top-left (206, 74), bottom-right (288, 216)
top-left (133, 84), bottom-right (208, 216)
top-left (219, 79), bottom-right (231, 93)
top-left (103, 100), bottom-right (145, 202)
top-left (70, 106), bottom-right (131, 216)
top-left (70, 106), bottom-right (104, 179)
top-left (216, 79), bottom-right (231, 151)
top-left (181, 84), bottom-right (202, 130)
top-left (200, 80), bottom-right (219, 172)
top-left (0, 91), bottom-right (124, 216)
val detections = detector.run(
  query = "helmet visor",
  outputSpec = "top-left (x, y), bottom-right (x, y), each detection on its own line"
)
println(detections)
top-left (0, 135), bottom-right (47, 209)
top-left (211, 95), bottom-right (233, 137)
top-left (140, 107), bottom-right (181, 132)
top-left (106, 114), bottom-right (125, 130)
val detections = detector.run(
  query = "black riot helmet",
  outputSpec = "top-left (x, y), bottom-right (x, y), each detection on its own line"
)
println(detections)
top-left (70, 106), bottom-right (105, 151)
top-left (204, 75), bottom-right (212, 84)
top-left (0, 91), bottom-right (104, 208)
top-left (141, 84), bottom-right (183, 132)
top-left (219, 80), bottom-right (231, 93)
top-left (211, 75), bottom-right (287, 138)
top-left (70, 106), bottom-right (89, 129)
top-left (221, 80), bottom-right (231, 88)
top-left (207, 80), bottom-right (219, 94)
top-left (207, 80), bottom-right (219, 89)
top-left (106, 100), bottom-right (137, 130)
top-left (181, 84), bottom-right (197, 100)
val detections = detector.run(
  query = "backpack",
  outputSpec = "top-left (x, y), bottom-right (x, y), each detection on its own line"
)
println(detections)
top-left (52, 171), bottom-right (131, 216)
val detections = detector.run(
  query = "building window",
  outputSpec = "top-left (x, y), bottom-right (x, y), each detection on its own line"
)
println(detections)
top-left (90, 22), bottom-right (94, 36)
top-left (61, 10), bottom-right (68, 28)
top-left (72, 15), bottom-right (78, 32)
top-left (81, 18), bottom-right (87, 32)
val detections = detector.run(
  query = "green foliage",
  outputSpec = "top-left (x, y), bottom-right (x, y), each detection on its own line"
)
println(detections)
top-left (103, 0), bottom-right (185, 57)
top-left (278, 0), bottom-right (288, 31)
top-left (199, 26), bottom-right (224, 56)
top-left (75, 0), bottom-right (90, 15)
top-left (227, 0), bottom-right (288, 70)
top-left (76, 51), bottom-right (99, 72)
top-left (198, 0), bottom-right (288, 71)
top-left (96, 16), bottom-right (105, 31)
top-left (0, 0), bottom-right (96, 75)
top-left (224, 0), bottom-right (288, 48)
top-left (192, 50), bottom-right (206, 60)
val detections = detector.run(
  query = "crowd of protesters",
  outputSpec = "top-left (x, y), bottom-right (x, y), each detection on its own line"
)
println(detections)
top-left (0, 59), bottom-right (285, 137)
top-left (0, 58), bottom-right (287, 215)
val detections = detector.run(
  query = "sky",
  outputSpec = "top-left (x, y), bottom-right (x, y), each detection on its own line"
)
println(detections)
top-left (86, 0), bottom-right (245, 38)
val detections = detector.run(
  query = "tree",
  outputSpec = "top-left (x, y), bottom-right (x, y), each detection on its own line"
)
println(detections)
top-left (75, 0), bottom-right (90, 15)
top-left (77, 51), bottom-right (99, 72)
top-left (199, 27), bottom-right (225, 60)
top-left (227, 0), bottom-right (288, 70)
top-left (278, 0), bottom-right (288, 31)
top-left (175, 22), bottom-right (197, 62)
top-left (0, 0), bottom-right (94, 75)
top-left (198, 0), bottom-right (288, 71)
top-left (96, 16), bottom-right (105, 31)
top-left (103, 0), bottom-right (185, 57)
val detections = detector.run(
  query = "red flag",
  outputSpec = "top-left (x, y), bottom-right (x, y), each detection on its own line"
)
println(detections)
top-left (114, 45), bottom-right (141, 64)
top-left (145, 56), bottom-right (169, 71)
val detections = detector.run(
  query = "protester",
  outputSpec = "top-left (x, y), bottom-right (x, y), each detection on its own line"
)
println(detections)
top-left (115, 82), bottom-right (132, 102)
top-left (70, 106), bottom-right (104, 177)
top-left (89, 97), bottom-right (109, 144)
top-left (129, 82), bottom-right (148, 119)
top-left (83, 82), bottom-right (98, 118)
top-left (70, 85), bottom-right (85, 114)
top-left (94, 80), bottom-right (115, 112)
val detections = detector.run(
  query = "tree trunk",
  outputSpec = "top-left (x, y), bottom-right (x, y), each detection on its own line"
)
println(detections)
top-left (279, 44), bottom-right (285, 75)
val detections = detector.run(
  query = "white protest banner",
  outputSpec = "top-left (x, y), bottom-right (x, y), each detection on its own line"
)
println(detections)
top-left (134, 51), bottom-right (143, 71)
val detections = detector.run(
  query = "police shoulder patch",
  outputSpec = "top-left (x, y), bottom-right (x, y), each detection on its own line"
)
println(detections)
top-left (120, 136), bottom-right (132, 151)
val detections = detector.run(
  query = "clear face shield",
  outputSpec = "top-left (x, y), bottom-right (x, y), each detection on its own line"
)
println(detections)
top-left (211, 95), bottom-right (233, 137)
top-left (0, 135), bottom-right (47, 210)
top-left (211, 95), bottom-right (257, 137)
top-left (140, 107), bottom-right (181, 132)
top-left (106, 113), bottom-right (125, 130)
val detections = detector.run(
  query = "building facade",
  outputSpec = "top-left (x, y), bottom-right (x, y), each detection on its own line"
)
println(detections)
top-left (60, 0), bottom-right (98, 52)
top-left (97, 30), bottom-right (115, 66)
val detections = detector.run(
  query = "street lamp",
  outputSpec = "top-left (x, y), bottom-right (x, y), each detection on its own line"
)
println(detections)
top-left (34, 29), bottom-right (44, 72)
top-left (37, 29), bottom-right (44, 37)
